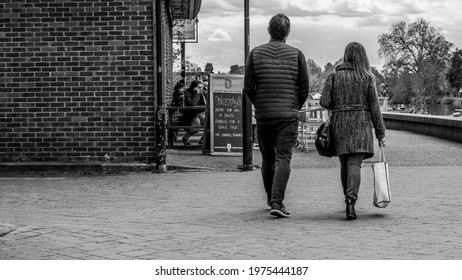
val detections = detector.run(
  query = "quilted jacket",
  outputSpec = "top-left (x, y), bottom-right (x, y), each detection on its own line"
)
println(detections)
top-left (244, 39), bottom-right (309, 119)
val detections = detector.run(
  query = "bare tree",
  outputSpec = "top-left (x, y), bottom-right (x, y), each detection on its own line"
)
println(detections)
top-left (378, 18), bottom-right (453, 75)
top-left (378, 18), bottom-right (454, 109)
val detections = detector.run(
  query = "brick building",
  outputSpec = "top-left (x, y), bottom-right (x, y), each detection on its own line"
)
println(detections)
top-left (0, 0), bottom-right (201, 165)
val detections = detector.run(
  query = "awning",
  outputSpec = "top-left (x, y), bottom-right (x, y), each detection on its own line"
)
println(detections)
top-left (169, 0), bottom-right (202, 20)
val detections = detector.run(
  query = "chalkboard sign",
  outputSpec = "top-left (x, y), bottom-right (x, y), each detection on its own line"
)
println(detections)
top-left (208, 74), bottom-right (244, 156)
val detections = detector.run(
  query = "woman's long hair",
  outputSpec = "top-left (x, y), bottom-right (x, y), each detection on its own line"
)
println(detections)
top-left (343, 42), bottom-right (374, 80)
top-left (188, 80), bottom-right (202, 91)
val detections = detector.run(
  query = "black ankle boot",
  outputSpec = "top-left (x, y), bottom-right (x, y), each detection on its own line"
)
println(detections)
top-left (345, 199), bottom-right (357, 220)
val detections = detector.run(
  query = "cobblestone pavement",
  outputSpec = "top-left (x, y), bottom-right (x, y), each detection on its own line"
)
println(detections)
top-left (1, 130), bottom-right (461, 260)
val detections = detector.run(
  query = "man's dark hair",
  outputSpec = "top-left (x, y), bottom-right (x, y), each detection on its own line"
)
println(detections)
top-left (268, 13), bottom-right (290, 40)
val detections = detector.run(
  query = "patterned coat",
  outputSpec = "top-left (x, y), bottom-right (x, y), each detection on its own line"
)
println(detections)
top-left (320, 62), bottom-right (386, 159)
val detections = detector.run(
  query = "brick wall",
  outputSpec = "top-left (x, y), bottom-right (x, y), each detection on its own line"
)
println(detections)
top-left (162, 3), bottom-right (174, 105)
top-left (0, 0), bottom-right (172, 163)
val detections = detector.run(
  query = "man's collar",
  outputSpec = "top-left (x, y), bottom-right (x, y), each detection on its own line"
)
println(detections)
top-left (269, 38), bottom-right (286, 43)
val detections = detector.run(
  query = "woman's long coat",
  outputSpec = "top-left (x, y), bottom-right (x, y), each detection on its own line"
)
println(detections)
top-left (320, 62), bottom-right (386, 159)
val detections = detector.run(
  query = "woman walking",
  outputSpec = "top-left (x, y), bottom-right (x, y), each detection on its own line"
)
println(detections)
top-left (320, 42), bottom-right (386, 220)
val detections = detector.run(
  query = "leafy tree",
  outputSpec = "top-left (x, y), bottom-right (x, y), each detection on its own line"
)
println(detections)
top-left (322, 58), bottom-right (342, 76)
top-left (371, 67), bottom-right (383, 84)
top-left (323, 62), bottom-right (335, 76)
top-left (229, 65), bottom-right (244, 74)
top-left (185, 57), bottom-right (200, 72)
top-left (378, 18), bottom-right (454, 108)
top-left (307, 59), bottom-right (322, 74)
top-left (307, 59), bottom-right (323, 93)
top-left (371, 67), bottom-right (386, 96)
top-left (205, 63), bottom-right (214, 73)
top-left (447, 49), bottom-right (462, 93)
top-left (389, 70), bottom-right (413, 104)
top-left (171, 20), bottom-right (192, 72)
top-left (301, 58), bottom-right (344, 94)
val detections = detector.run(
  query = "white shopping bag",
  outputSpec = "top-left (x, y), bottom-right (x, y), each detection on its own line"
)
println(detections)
top-left (372, 147), bottom-right (391, 208)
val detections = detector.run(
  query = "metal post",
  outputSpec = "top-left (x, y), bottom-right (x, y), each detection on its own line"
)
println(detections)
top-left (181, 42), bottom-right (186, 87)
top-left (155, 0), bottom-right (167, 172)
top-left (242, 0), bottom-right (253, 171)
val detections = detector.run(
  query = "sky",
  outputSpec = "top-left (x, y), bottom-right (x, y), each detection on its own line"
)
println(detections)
top-left (180, 0), bottom-right (462, 74)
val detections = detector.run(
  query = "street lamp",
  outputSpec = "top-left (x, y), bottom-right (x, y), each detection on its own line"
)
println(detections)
top-left (242, 0), bottom-right (253, 171)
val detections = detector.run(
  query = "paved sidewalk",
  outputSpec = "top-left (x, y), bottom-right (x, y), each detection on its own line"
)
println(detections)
top-left (1, 164), bottom-right (461, 259)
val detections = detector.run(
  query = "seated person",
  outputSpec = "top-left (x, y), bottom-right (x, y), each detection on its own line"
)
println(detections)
top-left (169, 82), bottom-right (185, 143)
top-left (182, 80), bottom-right (206, 146)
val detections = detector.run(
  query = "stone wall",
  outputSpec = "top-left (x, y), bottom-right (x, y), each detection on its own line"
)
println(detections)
top-left (383, 112), bottom-right (462, 143)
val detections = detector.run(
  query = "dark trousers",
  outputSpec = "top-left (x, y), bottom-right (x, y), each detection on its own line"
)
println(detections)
top-left (339, 153), bottom-right (365, 201)
top-left (183, 112), bottom-right (205, 140)
top-left (257, 118), bottom-right (298, 205)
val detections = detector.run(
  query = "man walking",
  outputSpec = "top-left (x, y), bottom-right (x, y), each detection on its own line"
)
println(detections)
top-left (244, 13), bottom-right (309, 218)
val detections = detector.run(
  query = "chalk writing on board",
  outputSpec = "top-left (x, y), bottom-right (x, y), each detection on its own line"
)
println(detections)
top-left (214, 95), bottom-right (242, 108)
top-left (208, 74), bottom-right (244, 155)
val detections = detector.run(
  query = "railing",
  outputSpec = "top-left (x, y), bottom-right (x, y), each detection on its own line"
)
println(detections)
top-left (166, 105), bottom-right (206, 147)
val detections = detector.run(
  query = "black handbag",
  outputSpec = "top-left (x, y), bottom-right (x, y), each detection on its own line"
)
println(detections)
top-left (315, 119), bottom-right (334, 157)
top-left (315, 73), bottom-right (335, 157)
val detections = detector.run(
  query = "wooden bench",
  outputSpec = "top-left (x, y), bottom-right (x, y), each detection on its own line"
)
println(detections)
top-left (166, 105), bottom-right (206, 147)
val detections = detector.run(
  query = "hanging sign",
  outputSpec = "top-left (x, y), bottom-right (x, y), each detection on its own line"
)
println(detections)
top-left (172, 19), bottom-right (198, 43)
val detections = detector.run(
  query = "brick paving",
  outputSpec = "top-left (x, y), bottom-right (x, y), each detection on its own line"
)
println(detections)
top-left (1, 130), bottom-right (461, 260)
